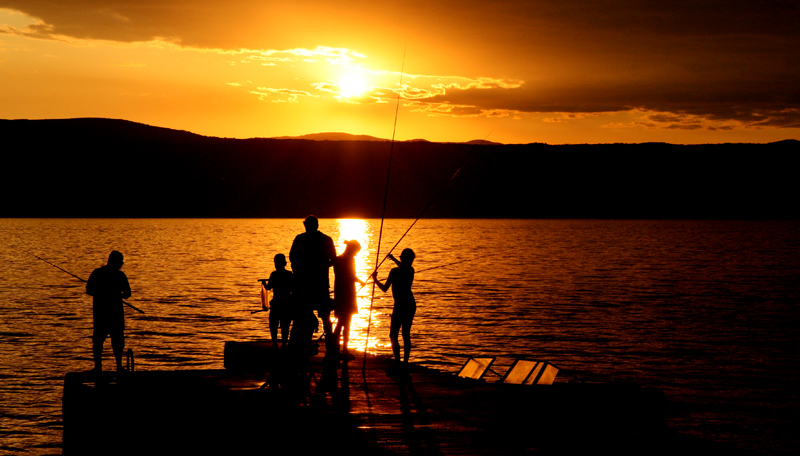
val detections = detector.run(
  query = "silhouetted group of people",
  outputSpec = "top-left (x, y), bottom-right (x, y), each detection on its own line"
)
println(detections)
top-left (265, 215), bottom-right (417, 369)
top-left (86, 215), bottom-right (417, 376)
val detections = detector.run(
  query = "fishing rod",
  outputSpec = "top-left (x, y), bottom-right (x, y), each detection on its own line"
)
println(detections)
top-left (375, 131), bottom-right (494, 268)
top-left (368, 128), bottom-right (489, 274)
top-left (356, 258), bottom-right (470, 292)
top-left (25, 250), bottom-right (145, 314)
top-left (371, 158), bottom-right (470, 277)
top-left (363, 47), bottom-right (406, 374)
top-left (361, 53), bottom-right (482, 372)
top-left (414, 258), bottom-right (470, 274)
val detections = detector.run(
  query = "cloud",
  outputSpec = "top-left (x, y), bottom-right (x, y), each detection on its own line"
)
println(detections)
top-left (408, 76), bottom-right (800, 128)
top-left (2, 1), bottom-right (798, 132)
top-left (251, 87), bottom-right (315, 103)
top-left (308, 81), bottom-right (384, 104)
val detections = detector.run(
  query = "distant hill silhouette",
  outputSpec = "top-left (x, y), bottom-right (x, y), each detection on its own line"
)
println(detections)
top-left (269, 132), bottom-right (501, 145)
top-left (1, 118), bottom-right (797, 219)
top-left (271, 132), bottom-right (389, 141)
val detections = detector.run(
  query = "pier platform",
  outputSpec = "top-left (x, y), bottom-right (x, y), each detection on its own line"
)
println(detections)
top-left (62, 341), bottom-right (724, 455)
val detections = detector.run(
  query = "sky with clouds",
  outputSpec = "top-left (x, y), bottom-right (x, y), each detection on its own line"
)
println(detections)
top-left (1, 0), bottom-right (798, 143)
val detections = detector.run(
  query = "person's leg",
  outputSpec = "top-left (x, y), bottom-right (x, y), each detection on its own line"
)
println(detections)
top-left (281, 316), bottom-right (292, 346)
top-left (333, 318), bottom-right (343, 351)
top-left (289, 310), bottom-right (313, 356)
top-left (341, 314), bottom-right (353, 357)
top-left (401, 322), bottom-right (412, 364)
top-left (92, 334), bottom-right (105, 372)
top-left (400, 308), bottom-right (415, 364)
top-left (389, 315), bottom-right (401, 363)
top-left (270, 316), bottom-right (279, 348)
top-left (320, 310), bottom-right (333, 339)
top-left (111, 330), bottom-right (125, 371)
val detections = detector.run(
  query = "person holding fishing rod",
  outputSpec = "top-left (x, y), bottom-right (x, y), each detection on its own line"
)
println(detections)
top-left (372, 249), bottom-right (416, 375)
top-left (86, 250), bottom-right (131, 374)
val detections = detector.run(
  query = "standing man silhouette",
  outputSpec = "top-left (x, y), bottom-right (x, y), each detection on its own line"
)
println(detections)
top-left (86, 250), bottom-right (131, 373)
top-left (289, 215), bottom-right (336, 356)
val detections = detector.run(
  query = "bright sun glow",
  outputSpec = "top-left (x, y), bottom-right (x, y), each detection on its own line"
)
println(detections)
top-left (332, 219), bottom-right (383, 352)
top-left (339, 73), bottom-right (368, 98)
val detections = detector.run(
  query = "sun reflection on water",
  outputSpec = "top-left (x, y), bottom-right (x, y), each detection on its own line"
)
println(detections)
top-left (331, 218), bottom-right (386, 353)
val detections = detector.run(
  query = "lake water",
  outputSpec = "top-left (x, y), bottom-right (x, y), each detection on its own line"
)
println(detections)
top-left (1, 218), bottom-right (798, 455)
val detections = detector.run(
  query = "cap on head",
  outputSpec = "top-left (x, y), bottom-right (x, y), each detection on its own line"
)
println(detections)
top-left (303, 215), bottom-right (319, 231)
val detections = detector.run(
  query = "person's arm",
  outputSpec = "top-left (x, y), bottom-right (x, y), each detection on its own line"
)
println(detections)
top-left (262, 273), bottom-right (274, 290)
top-left (387, 253), bottom-right (402, 267)
top-left (371, 269), bottom-right (393, 292)
top-left (289, 235), bottom-right (299, 268)
top-left (326, 237), bottom-right (336, 268)
top-left (121, 272), bottom-right (132, 299)
top-left (86, 270), bottom-right (97, 296)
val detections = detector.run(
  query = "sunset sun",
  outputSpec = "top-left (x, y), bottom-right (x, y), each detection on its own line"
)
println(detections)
top-left (339, 73), bottom-right (368, 98)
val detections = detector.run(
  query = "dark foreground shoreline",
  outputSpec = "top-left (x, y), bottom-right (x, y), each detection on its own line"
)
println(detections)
top-left (63, 341), bottom-right (750, 455)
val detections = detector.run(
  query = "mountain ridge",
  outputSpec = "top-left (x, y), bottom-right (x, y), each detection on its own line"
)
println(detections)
top-left (2, 118), bottom-right (797, 219)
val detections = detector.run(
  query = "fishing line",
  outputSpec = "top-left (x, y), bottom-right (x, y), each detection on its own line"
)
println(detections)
top-left (371, 129), bottom-right (490, 270)
top-left (356, 258), bottom-right (470, 292)
top-left (374, 160), bottom-right (468, 273)
top-left (24, 249), bottom-right (145, 314)
top-left (413, 258), bottom-right (470, 274)
top-left (363, 47), bottom-right (406, 374)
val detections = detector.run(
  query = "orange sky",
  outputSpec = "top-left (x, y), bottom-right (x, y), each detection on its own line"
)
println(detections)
top-left (1, 1), bottom-right (799, 144)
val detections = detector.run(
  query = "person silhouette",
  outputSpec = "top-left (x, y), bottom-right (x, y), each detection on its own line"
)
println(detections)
top-left (332, 240), bottom-right (365, 361)
top-left (264, 253), bottom-right (293, 349)
top-left (289, 215), bottom-right (336, 357)
top-left (372, 248), bottom-right (416, 372)
top-left (86, 250), bottom-right (131, 373)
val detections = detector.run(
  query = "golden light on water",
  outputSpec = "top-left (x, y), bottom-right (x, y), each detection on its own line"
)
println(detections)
top-left (331, 218), bottom-right (385, 353)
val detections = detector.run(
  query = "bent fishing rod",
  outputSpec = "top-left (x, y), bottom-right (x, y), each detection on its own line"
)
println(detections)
top-left (25, 250), bottom-right (145, 314)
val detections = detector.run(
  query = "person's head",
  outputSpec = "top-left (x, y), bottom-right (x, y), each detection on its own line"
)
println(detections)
top-left (303, 215), bottom-right (319, 232)
top-left (107, 250), bottom-right (124, 269)
top-left (399, 248), bottom-right (415, 266)
top-left (274, 253), bottom-right (287, 269)
top-left (343, 240), bottom-right (361, 257)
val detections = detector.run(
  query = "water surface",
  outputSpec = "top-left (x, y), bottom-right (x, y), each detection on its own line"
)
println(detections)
top-left (1, 218), bottom-right (797, 454)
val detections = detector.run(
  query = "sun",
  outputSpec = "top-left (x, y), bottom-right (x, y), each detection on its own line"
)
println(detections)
top-left (339, 73), bottom-right (368, 98)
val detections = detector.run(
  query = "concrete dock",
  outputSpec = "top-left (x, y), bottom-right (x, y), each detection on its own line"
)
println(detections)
top-left (62, 341), bottom-right (728, 455)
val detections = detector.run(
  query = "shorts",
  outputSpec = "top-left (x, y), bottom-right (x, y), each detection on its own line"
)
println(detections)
top-left (93, 303), bottom-right (124, 341)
